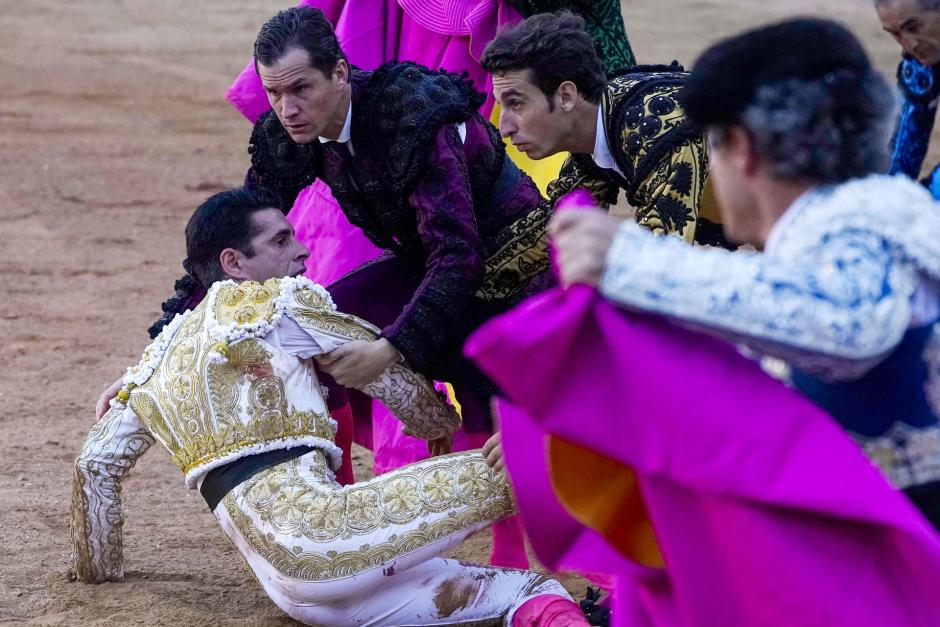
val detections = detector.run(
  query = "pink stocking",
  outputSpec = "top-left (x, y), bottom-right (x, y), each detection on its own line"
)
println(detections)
top-left (490, 514), bottom-right (529, 569)
top-left (512, 595), bottom-right (589, 627)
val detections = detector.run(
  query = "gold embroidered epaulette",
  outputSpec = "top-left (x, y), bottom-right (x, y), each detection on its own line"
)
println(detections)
top-left (213, 279), bottom-right (282, 327)
top-left (605, 72), bottom-right (693, 178)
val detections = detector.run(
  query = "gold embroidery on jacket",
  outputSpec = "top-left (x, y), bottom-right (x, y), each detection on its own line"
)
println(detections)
top-left (476, 203), bottom-right (552, 301)
top-left (214, 279), bottom-right (280, 326)
top-left (548, 74), bottom-right (710, 243)
top-left (129, 301), bottom-right (334, 478)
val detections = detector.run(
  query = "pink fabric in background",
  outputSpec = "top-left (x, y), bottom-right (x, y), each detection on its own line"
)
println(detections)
top-left (287, 183), bottom-right (383, 286)
top-left (466, 285), bottom-right (940, 626)
top-left (225, 0), bottom-right (517, 123)
top-left (371, 400), bottom-right (491, 474)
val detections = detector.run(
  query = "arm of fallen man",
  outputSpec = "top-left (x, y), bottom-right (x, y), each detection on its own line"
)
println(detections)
top-left (70, 405), bottom-right (154, 583)
top-left (278, 304), bottom-right (462, 441)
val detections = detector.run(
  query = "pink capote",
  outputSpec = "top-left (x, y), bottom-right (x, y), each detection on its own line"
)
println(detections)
top-left (465, 285), bottom-right (940, 626)
top-left (227, 1), bottom-right (528, 563)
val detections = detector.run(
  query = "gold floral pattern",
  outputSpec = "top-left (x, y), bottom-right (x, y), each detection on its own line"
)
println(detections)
top-left (128, 300), bottom-right (337, 484)
top-left (236, 452), bottom-right (512, 547)
top-left (223, 452), bottom-right (514, 581)
top-left (270, 485), bottom-right (317, 533)
top-left (119, 279), bottom-right (461, 487)
top-left (346, 487), bottom-right (383, 532)
top-left (381, 477), bottom-right (423, 522)
top-left (214, 279), bottom-right (281, 326)
top-left (225, 499), bottom-right (509, 581)
top-left (420, 467), bottom-right (458, 511)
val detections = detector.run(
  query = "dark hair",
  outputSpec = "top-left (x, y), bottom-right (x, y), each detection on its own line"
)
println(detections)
top-left (481, 11), bottom-right (606, 104)
top-left (254, 6), bottom-right (346, 77)
top-left (683, 17), bottom-right (894, 182)
top-left (148, 264), bottom-right (207, 339)
top-left (185, 187), bottom-right (284, 286)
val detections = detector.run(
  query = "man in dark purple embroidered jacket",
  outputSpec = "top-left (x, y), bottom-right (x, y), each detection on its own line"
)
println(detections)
top-left (242, 6), bottom-right (551, 433)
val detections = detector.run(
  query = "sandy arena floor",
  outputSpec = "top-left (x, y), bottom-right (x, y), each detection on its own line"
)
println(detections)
top-left (0, 0), bottom-right (933, 624)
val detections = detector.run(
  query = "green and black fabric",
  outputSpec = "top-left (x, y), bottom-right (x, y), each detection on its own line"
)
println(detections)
top-left (506, 0), bottom-right (636, 75)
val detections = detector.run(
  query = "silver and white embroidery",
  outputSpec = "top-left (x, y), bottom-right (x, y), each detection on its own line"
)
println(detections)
top-left (70, 406), bottom-right (154, 583)
top-left (600, 175), bottom-right (940, 380)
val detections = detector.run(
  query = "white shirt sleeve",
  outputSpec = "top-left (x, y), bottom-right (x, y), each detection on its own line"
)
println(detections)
top-left (266, 315), bottom-right (349, 359)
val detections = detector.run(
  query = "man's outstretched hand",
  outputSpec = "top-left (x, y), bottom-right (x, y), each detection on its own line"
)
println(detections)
top-left (401, 426), bottom-right (454, 457)
top-left (317, 338), bottom-right (401, 389)
top-left (95, 376), bottom-right (123, 421)
top-left (427, 433), bottom-right (453, 457)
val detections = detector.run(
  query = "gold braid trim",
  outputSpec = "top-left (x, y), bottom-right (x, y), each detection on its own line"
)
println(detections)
top-left (213, 279), bottom-right (281, 327)
top-left (223, 496), bottom-right (512, 581)
top-left (238, 453), bottom-right (513, 543)
top-left (547, 153), bottom-right (619, 209)
top-left (289, 306), bottom-right (379, 342)
top-left (476, 203), bottom-right (552, 302)
top-left (68, 461), bottom-right (95, 582)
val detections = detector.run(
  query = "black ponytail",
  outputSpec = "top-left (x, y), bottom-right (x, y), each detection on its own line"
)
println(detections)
top-left (147, 261), bottom-right (207, 339)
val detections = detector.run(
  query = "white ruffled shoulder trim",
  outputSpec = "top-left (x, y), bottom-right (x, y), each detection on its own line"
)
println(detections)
top-left (110, 309), bottom-right (193, 411)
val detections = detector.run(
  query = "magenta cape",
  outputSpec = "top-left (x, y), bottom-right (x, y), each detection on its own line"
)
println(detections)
top-left (465, 286), bottom-right (940, 626)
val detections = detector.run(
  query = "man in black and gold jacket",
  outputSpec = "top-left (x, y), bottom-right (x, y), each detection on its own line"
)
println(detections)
top-left (482, 11), bottom-right (727, 247)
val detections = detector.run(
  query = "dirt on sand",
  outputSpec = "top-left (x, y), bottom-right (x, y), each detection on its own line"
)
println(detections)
top-left (0, 0), bottom-right (930, 624)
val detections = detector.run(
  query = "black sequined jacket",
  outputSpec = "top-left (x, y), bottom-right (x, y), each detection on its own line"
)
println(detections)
top-left (547, 64), bottom-right (721, 246)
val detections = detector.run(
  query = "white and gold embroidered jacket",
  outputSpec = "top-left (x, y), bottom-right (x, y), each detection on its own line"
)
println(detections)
top-left (70, 277), bottom-right (460, 583)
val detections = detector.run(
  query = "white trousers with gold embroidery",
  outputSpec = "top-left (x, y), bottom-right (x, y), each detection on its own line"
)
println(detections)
top-left (212, 449), bottom-right (568, 626)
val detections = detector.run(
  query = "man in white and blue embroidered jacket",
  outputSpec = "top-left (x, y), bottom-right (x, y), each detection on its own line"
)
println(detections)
top-left (69, 187), bottom-right (585, 626)
top-left (550, 18), bottom-right (940, 531)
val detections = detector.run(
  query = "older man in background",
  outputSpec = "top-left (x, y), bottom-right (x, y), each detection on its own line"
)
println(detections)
top-left (876, 0), bottom-right (940, 194)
